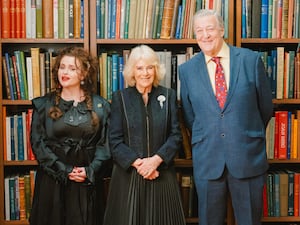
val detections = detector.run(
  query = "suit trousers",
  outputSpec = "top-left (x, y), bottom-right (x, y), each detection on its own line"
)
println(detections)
top-left (195, 167), bottom-right (266, 225)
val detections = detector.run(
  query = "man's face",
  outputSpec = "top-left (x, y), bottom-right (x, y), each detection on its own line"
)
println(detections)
top-left (194, 15), bottom-right (225, 57)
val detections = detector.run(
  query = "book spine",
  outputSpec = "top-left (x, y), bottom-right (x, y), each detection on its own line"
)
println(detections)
top-left (2, 0), bottom-right (11, 38)
top-left (35, 0), bottom-right (42, 38)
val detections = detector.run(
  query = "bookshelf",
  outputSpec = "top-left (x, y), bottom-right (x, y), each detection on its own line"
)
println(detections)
top-left (0, 0), bottom-right (90, 224)
top-left (89, 0), bottom-right (235, 225)
top-left (236, 0), bottom-right (300, 224)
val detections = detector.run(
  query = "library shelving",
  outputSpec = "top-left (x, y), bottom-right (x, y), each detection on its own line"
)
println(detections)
top-left (236, 0), bottom-right (300, 224)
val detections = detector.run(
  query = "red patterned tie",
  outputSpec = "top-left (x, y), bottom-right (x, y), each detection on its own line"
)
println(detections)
top-left (212, 57), bottom-right (227, 109)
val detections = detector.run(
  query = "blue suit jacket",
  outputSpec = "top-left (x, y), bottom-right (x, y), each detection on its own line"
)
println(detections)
top-left (179, 45), bottom-right (273, 180)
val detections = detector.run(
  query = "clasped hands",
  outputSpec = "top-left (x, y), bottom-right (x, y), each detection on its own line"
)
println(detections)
top-left (132, 155), bottom-right (163, 180)
top-left (68, 166), bottom-right (87, 182)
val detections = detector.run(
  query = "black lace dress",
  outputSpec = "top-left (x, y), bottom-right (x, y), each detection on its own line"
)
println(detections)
top-left (29, 93), bottom-right (111, 225)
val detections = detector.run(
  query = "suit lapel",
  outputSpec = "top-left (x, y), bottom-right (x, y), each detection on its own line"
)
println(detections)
top-left (224, 46), bottom-right (241, 109)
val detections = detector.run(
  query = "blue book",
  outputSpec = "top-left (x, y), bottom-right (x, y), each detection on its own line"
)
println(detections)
top-left (13, 51), bottom-right (26, 100)
top-left (4, 53), bottom-right (15, 100)
top-left (110, 0), bottom-right (117, 39)
top-left (107, 0), bottom-right (112, 38)
top-left (287, 170), bottom-right (294, 216)
top-left (271, 49), bottom-right (277, 99)
top-left (118, 56), bottom-right (124, 90)
top-left (111, 54), bottom-right (119, 92)
top-left (96, 0), bottom-right (101, 38)
top-left (10, 116), bottom-right (15, 161)
top-left (175, 5), bottom-right (182, 39)
top-left (17, 115), bottom-right (24, 161)
top-left (242, 0), bottom-right (247, 38)
top-left (260, 0), bottom-right (268, 38)
top-left (80, 0), bottom-right (84, 38)
top-left (9, 177), bottom-right (16, 220)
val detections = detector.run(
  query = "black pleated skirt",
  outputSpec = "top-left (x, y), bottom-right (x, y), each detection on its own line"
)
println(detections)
top-left (103, 164), bottom-right (186, 225)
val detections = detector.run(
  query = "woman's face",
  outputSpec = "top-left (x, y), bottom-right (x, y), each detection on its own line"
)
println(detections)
top-left (58, 56), bottom-right (83, 89)
top-left (134, 59), bottom-right (155, 90)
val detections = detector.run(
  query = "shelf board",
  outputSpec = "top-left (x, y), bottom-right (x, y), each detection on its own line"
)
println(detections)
top-left (96, 39), bottom-right (198, 44)
top-left (174, 159), bottom-right (193, 167)
top-left (2, 100), bottom-right (32, 105)
top-left (0, 38), bottom-right (85, 44)
top-left (241, 38), bottom-right (300, 44)
top-left (3, 220), bottom-right (29, 225)
top-left (262, 216), bottom-right (300, 222)
top-left (273, 99), bottom-right (300, 104)
top-left (4, 160), bottom-right (38, 166)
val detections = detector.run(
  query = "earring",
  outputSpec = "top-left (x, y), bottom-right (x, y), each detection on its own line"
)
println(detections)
top-left (80, 80), bottom-right (85, 85)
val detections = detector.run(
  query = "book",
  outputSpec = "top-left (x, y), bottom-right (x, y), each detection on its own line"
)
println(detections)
top-left (181, 175), bottom-right (191, 217)
top-left (64, 0), bottom-right (70, 38)
top-left (5, 53), bottom-right (17, 100)
top-left (73, 0), bottom-right (81, 38)
top-left (14, 51), bottom-right (28, 100)
top-left (35, 0), bottom-right (43, 38)
top-left (160, 0), bottom-right (175, 39)
top-left (260, 0), bottom-right (267, 38)
top-left (30, 47), bottom-right (41, 98)
top-left (11, 56), bottom-right (22, 100)
top-left (30, 0), bottom-right (37, 38)
top-left (2, 0), bottom-right (11, 38)
top-left (58, 0), bottom-right (65, 38)
top-left (42, 0), bottom-right (54, 38)
top-left (2, 58), bottom-right (12, 99)
top-left (10, 0), bottom-right (16, 38)
top-left (69, 0), bottom-right (74, 38)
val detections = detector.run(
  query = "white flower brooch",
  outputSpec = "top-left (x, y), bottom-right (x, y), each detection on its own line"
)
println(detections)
top-left (157, 95), bottom-right (166, 109)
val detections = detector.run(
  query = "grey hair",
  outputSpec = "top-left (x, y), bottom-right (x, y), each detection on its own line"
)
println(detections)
top-left (193, 9), bottom-right (224, 29)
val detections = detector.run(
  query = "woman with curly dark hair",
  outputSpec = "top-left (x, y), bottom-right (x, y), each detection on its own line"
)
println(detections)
top-left (29, 46), bottom-right (111, 225)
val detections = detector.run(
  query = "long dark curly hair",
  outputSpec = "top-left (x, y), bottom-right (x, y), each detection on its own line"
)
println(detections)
top-left (48, 46), bottom-right (100, 128)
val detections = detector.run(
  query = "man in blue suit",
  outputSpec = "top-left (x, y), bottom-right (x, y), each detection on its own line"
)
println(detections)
top-left (179, 9), bottom-right (273, 225)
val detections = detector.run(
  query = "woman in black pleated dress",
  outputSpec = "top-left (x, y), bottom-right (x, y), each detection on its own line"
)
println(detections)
top-left (103, 45), bottom-right (185, 225)
top-left (29, 47), bottom-right (111, 225)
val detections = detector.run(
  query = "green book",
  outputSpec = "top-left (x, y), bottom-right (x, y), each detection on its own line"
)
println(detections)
top-left (36, 0), bottom-right (43, 38)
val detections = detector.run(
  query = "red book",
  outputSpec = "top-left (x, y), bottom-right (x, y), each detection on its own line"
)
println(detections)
top-left (10, 0), bottom-right (16, 38)
top-left (263, 184), bottom-right (268, 217)
top-left (15, 0), bottom-right (22, 38)
top-left (20, 0), bottom-right (26, 38)
top-left (2, 0), bottom-right (11, 38)
top-left (26, 109), bottom-right (35, 160)
top-left (275, 111), bottom-right (288, 159)
top-left (294, 172), bottom-right (300, 216)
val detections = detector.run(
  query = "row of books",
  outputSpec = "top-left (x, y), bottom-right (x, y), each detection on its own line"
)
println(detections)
top-left (2, 48), bottom-right (56, 100)
top-left (4, 171), bottom-right (36, 221)
top-left (266, 110), bottom-right (300, 160)
top-left (2, 108), bottom-right (35, 161)
top-left (263, 170), bottom-right (300, 217)
top-left (260, 47), bottom-right (300, 99)
top-left (98, 47), bottom-right (196, 101)
top-left (242, 0), bottom-right (300, 39)
top-left (96, 0), bottom-right (230, 40)
top-left (1, 0), bottom-right (84, 39)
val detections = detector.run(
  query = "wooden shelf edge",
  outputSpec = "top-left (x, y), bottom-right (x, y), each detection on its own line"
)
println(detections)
top-left (241, 38), bottom-right (300, 44)
top-left (4, 160), bottom-right (38, 166)
top-left (1, 38), bottom-right (85, 44)
top-left (273, 99), bottom-right (300, 104)
top-left (2, 219), bottom-right (28, 225)
top-left (96, 39), bottom-right (198, 44)
top-left (174, 159), bottom-right (193, 167)
top-left (262, 216), bottom-right (300, 222)
top-left (2, 100), bottom-right (32, 105)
